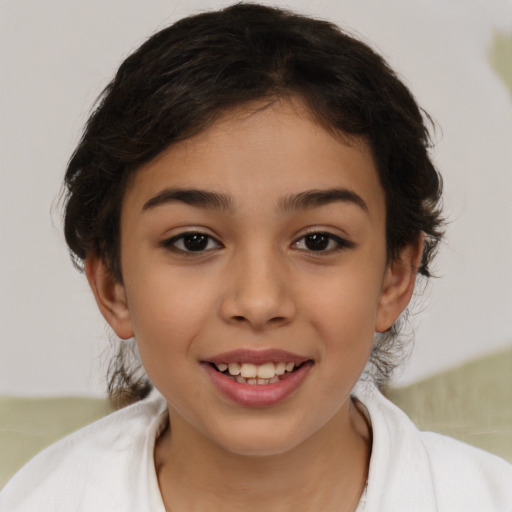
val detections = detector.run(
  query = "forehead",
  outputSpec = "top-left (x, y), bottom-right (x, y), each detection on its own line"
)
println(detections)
top-left (123, 98), bottom-right (385, 220)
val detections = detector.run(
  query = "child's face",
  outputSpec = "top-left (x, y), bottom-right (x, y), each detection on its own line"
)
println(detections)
top-left (91, 98), bottom-right (417, 456)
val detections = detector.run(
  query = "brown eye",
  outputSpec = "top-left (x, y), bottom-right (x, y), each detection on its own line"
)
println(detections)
top-left (294, 232), bottom-right (352, 253)
top-left (304, 233), bottom-right (330, 251)
top-left (182, 233), bottom-right (209, 251)
top-left (163, 232), bottom-right (221, 252)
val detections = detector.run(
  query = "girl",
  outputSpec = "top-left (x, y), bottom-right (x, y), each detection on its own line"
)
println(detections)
top-left (1, 4), bottom-right (510, 511)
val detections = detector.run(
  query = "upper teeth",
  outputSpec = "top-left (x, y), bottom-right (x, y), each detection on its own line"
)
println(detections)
top-left (216, 362), bottom-right (298, 379)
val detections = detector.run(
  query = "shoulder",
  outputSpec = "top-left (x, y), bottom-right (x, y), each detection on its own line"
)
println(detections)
top-left (419, 430), bottom-right (512, 508)
top-left (0, 390), bottom-right (168, 512)
top-left (352, 382), bottom-right (512, 511)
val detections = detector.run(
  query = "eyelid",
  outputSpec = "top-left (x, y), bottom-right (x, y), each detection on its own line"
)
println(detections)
top-left (161, 230), bottom-right (223, 253)
top-left (293, 229), bottom-right (355, 253)
top-left (160, 228), bottom-right (354, 255)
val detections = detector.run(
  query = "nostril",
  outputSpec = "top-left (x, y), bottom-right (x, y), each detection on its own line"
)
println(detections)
top-left (231, 315), bottom-right (286, 325)
top-left (269, 316), bottom-right (286, 325)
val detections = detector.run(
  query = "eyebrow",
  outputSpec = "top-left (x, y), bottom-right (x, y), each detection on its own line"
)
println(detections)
top-left (142, 187), bottom-right (368, 214)
top-left (142, 188), bottom-right (234, 212)
top-left (278, 188), bottom-right (369, 214)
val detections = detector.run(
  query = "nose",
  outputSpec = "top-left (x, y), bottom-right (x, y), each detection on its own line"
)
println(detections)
top-left (219, 247), bottom-right (296, 331)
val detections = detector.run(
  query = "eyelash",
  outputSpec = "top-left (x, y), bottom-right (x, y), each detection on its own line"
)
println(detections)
top-left (162, 232), bottom-right (221, 253)
top-left (162, 230), bottom-right (353, 255)
top-left (293, 231), bottom-right (354, 253)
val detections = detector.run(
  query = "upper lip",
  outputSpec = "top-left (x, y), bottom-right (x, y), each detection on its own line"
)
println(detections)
top-left (205, 348), bottom-right (311, 365)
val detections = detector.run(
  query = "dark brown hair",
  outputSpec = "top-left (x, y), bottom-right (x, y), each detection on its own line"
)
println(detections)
top-left (63, 3), bottom-right (443, 403)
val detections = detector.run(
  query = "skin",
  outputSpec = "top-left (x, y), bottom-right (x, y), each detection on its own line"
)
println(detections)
top-left (87, 97), bottom-right (422, 511)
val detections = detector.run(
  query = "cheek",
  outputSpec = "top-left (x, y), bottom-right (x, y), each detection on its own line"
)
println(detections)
top-left (298, 263), bottom-right (384, 353)
top-left (123, 264), bottom-right (219, 369)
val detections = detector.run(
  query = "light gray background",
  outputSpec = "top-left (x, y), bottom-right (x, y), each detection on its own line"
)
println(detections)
top-left (1, 0), bottom-right (511, 396)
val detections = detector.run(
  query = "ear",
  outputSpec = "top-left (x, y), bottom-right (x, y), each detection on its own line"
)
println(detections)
top-left (85, 256), bottom-right (134, 340)
top-left (375, 235), bottom-right (424, 333)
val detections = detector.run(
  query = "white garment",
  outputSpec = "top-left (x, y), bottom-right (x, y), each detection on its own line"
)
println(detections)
top-left (353, 382), bottom-right (512, 511)
top-left (1, 384), bottom-right (511, 511)
top-left (0, 389), bottom-right (168, 512)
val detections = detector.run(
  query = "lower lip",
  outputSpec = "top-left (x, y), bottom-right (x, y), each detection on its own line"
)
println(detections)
top-left (202, 362), bottom-right (313, 407)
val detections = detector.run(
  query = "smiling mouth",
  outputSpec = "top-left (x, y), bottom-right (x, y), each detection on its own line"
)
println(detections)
top-left (209, 361), bottom-right (308, 385)
top-left (203, 352), bottom-right (314, 406)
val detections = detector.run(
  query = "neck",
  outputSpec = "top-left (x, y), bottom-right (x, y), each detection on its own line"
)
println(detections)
top-left (155, 399), bottom-right (371, 512)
